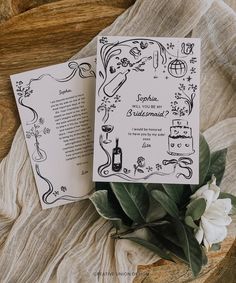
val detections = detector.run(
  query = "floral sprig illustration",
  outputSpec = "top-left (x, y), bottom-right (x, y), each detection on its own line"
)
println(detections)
top-left (170, 83), bottom-right (196, 116)
top-left (134, 156), bottom-right (145, 175)
top-left (15, 81), bottom-right (33, 98)
top-left (26, 118), bottom-right (50, 162)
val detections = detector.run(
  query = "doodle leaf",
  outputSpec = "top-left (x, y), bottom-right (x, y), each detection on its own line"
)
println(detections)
top-left (204, 148), bottom-right (227, 186)
top-left (137, 168), bottom-right (144, 173)
top-left (110, 183), bottom-right (149, 224)
top-left (99, 71), bottom-right (104, 79)
top-left (175, 221), bottom-right (203, 277)
top-left (162, 184), bottom-right (184, 204)
top-left (151, 190), bottom-right (179, 218)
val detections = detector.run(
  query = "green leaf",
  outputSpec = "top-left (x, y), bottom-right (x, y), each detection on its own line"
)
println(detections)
top-left (175, 222), bottom-right (203, 277)
top-left (185, 216), bottom-right (198, 229)
top-left (124, 236), bottom-right (173, 261)
top-left (201, 247), bottom-right (208, 266)
top-left (192, 134), bottom-right (210, 192)
top-left (146, 194), bottom-right (167, 222)
top-left (90, 190), bottom-right (123, 224)
top-left (186, 198), bottom-right (206, 220)
top-left (151, 190), bottom-right (179, 218)
top-left (111, 183), bottom-right (149, 224)
top-left (150, 226), bottom-right (188, 263)
top-left (219, 192), bottom-right (236, 214)
top-left (162, 184), bottom-right (184, 204)
top-left (205, 148), bottom-right (227, 186)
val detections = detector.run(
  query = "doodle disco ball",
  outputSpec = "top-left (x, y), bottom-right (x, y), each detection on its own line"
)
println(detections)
top-left (168, 59), bottom-right (187, 78)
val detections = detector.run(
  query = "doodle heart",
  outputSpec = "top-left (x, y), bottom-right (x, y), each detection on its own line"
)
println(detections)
top-left (167, 119), bottom-right (195, 156)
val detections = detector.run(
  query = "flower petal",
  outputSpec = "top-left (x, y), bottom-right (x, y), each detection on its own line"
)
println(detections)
top-left (209, 183), bottom-right (220, 201)
top-left (201, 216), bottom-right (228, 244)
top-left (191, 184), bottom-right (209, 200)
top-left (195, 224), bottom-right (204, 244)
top-left (215, 198), bottom-right (232, 215)
top-left (204, 201), bottom-right (232, 226)
top-left (201, 190), bottom-right (215, 209)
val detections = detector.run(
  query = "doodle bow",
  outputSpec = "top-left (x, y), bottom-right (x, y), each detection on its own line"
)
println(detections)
top-left (162, 157), bottom-right (193, 179)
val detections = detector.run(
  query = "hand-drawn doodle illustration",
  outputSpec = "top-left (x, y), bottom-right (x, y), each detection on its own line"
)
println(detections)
top-left (134, 156), bottom-right (145, 175)
top-left (35, 164), bottom-right (93, 205)
top-left (112, 138), bottom-right (122, 172)
top-left (170, 83), bottom-right (196, 116)
top-left (15, 60), bottom-right (96, 206)
top-left (104, 69), bottom-right (130, 97)
top-left (167, 119), bottom-right (195, 156)
top-left (181, 42), bottom-right (194, 55)
top-left (25, 119), bottom-right (50, 162)
top-left (162, 157), bottom-right (193, 179)
top-left (102, 124), bottom-right (114, 144)
top-left (153, 51), bottom-right (159, 78)
top-left (97, 38), bottom-right (168, 122)
top-left (168, 58), bottom-right (188, 78)
top-left (15, 61), bottom-right (95, 125)
top-left (95, 37), bottom-right (199, 183)
top-left (97, 135), bottom-right (193, 181)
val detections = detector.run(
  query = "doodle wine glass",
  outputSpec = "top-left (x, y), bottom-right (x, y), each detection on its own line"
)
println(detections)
top-left (153, 51), bottom-right (159, 78)
top-left (102, 125), bottom-right (114, 144)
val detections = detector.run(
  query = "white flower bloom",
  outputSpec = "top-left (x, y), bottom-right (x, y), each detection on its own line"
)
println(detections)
top-left (190, 177), bottom-right (232, 250)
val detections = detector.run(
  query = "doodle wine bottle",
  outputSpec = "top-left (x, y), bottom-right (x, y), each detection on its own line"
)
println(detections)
top-left (112, 138), bottom-right (122, 172)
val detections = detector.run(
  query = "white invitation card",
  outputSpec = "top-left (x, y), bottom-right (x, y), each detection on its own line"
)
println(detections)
top-left (93, 36), bottom-right (200, 184)
top-left (11, 56), bottom-right (96, 209)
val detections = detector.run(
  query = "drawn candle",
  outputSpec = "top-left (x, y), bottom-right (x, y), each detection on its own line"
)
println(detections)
top-left (102, 125), bottom-right (114, 144)
top-left (153, 51), bottom-right (158, 78)
top-left (112, 138), bottom-right (122, 172)
top-left (103, 69), bottom-right (130, 97)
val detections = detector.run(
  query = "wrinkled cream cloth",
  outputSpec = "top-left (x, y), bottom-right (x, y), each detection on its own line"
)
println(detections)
top-left (0, 0), bottom-right (236, 282)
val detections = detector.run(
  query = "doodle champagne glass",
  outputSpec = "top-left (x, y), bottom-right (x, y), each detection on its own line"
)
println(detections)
top-left (102, 125), bottom-right (114, 144)
top-left (153, 51), bottom-right (159, 78)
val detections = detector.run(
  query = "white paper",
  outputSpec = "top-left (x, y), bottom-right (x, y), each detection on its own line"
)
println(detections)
top-left (11, 56), bottom-right (96, 209)
top-left (93, 36), bottom-right (200, 184)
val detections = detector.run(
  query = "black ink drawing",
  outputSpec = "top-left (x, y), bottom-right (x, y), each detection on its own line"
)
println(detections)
top-left (166, 42), bottom-right (175, 50)
top-left (102, 124), bottom-right (114, 144)
top-left (95, 38), bottom-right (198, 183)
top-left (97, 135), bottom-right (192, 181)
top-left (103, 69), bottom-right (130, 97)
top-left (97, 100), bottom-right (116, 124)
top-left (25, 119), bottom-right (50, 162)
top-left (167, 119), bottom-right (195, 156)
top-left (112, 138), bottom-right (122, 172)
top-left (162, 157), bottom-right (193, 179)
top-left (133, 156), bottom-right (145, 175)
top-left (153, 51), bottom-right (159, 78)
top-left (170, 83), bottom-right (196, 116)
top-left (15, 81), bottom-right (38, 125)
top-left (190, 67), bottom-right (196, 74)
top-left (16, 61), bottom-right (95, 125)
top-left (35, 164), bottom-right (93, 205)
top-left (97, 38), bottom-right (168, 123)
top-left (190, 57), bottom-right (197, 64)
top-left (168, 58), bottom-right (188, 78)
top-left (181, 43), bottom-right (194, 55)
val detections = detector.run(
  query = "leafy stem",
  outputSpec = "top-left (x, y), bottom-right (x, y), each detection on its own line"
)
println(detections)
top-left (111, 220), bottom-right (169, 239)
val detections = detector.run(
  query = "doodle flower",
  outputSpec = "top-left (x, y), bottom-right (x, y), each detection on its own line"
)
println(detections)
top-left (137, 156), bottom-right (145, 168)
top-left (189, 176), bottom-right (232, 250)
